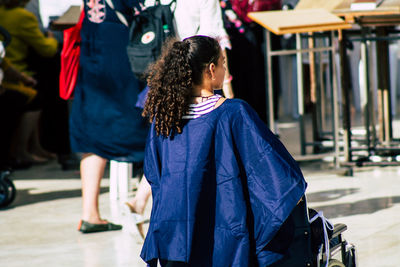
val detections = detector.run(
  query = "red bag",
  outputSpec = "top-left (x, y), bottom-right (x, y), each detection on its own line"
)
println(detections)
top-left (59, 10), bottom-right (84, 100)
top-left (231, 0), bottom-right (281, 24)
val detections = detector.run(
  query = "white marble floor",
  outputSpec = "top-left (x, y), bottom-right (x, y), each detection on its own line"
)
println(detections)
top-left (1, 160), bottom-right (400, 267)
top-left (305, 166), bottom-right (400, 267)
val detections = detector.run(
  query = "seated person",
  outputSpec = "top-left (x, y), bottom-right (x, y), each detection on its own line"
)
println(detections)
top-left (139, 36), bottom-right (307, 267)
top-left (0, 0), bottom-right (58, 165)
top-left (0, 57), bottom-right (38, 168)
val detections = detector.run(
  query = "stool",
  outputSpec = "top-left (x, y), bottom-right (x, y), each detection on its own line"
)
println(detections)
top-left (109, 160), bottom-right (132, 200)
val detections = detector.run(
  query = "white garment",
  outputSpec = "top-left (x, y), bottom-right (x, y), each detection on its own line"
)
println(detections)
top-left (38, 0), bottom-right (82, 28)
top-left (145, 0), bottom-right (230, 49)
top-left (0, 41), bottom-right (4, 60)
top-left (0, 42), bottom-right (4, 85)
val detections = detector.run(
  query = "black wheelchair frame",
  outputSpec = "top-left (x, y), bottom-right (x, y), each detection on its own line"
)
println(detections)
top-left (270, 197), bottom-right (357, 267)
top-left (0, 170), bottom-right (16, 208)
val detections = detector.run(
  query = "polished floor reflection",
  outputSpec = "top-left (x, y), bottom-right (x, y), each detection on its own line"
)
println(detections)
top-left (1, 161), bottom-right (400, 267)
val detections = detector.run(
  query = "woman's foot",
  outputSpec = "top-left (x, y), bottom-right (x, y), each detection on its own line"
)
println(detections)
top-left (123, 202), bottom-right (147, 239)
top-left (12, 152), bottom-right (49, 165)
top-left (29, 154), bottom-right (50, 163)
top-left (30, 147), bottom-right (57, 160)
top-left (125, 199), bottom-right (146, 215)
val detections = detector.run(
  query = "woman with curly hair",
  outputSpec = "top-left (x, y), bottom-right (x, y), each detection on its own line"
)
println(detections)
top-left (139, 35), bottom-right (307, 267)
top-left (124, 0), bottom-right (234, 239)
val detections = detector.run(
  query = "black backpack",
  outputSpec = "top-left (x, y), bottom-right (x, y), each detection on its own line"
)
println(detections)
top-left (127, 0), bottom-right (176, 80)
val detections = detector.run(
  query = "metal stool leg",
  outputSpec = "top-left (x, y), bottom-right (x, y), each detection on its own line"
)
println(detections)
top-left (109, 160), bottom-right (132, 200)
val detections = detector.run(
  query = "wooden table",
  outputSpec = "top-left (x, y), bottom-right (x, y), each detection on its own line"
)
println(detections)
top-left (331, 0), bottom-right (400, 172)
top-left (248, 9), bottom-right (350, 165)
top-left (334, 0), bottom-right (400, 23)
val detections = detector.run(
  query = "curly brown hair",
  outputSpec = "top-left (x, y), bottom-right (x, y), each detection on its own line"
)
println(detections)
top-left (143, 35), bottom-right (221, 137)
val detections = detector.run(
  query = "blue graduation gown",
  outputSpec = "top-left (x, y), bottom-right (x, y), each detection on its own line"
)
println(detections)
top-left (140, 99), bottom-right (307, 267)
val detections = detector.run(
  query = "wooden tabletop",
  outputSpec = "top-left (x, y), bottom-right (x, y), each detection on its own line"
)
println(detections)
top-left (333, 0), bottom-right (400, 22)
top-left (295, 0), bottom-right (345, 11)
top-left (247, 9), bottom-right (351, 35)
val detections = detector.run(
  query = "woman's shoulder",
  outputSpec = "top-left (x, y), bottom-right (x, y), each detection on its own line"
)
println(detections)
top-left (0, 6), bottom-right (31, 18)
top-left (221, 98), bottom-right (254, 115)
top-left (218, 98), bottom-right (266, 128)
top-left (11, 7), bottom-right (36, 18)
top-left (8, 7), bottom-right (38, 26)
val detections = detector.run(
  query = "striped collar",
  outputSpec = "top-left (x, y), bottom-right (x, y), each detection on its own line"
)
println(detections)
top-left (182, 95), bottom-right (222, 119)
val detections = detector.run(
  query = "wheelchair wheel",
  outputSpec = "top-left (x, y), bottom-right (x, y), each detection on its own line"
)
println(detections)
top-left (0, 179), bottom-right (9, 208)
top-left (2, 177), bottom-right (16, 207)
top-left (328, 259), bottom-right (346, 267)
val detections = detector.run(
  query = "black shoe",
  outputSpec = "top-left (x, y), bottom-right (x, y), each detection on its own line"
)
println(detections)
top-left (58, 153), bottom-right (80, 171)
top-left (78, 220), bottom-right (123, 234)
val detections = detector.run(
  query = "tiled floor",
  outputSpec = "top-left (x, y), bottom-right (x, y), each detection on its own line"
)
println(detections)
top-left (1, 117), bottom-right (400, 266)
top-left (0, 163), bottom-right (148, 267)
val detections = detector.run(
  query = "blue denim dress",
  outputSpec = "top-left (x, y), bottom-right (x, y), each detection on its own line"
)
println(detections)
top-left (70, 0), bottom-right (148, 162)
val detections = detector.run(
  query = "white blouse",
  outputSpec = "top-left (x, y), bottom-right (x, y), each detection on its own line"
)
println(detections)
top-left (145, 0), bottom-right (231, 50)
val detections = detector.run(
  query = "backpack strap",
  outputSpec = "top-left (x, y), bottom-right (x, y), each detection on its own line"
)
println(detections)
top-left (169, 0), bottom-right (177, 14)
top-left (140, 0), bottom-right (177, 14)
top-left (104, 0), bottom-right (129, 27)
top-left (309, 211), bottom-right (334, 267)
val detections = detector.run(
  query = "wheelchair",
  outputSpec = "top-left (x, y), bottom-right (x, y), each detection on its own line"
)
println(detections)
top-left (269, 197), bottom-right (357, 267)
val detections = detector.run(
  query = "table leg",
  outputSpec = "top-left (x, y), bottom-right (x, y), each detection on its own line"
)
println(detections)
top-left (265, 30), bottom-right (275, 133)
top-left (339, 30), bottom-right (352, 163)
top-left (296, 33), bottom-right (306, 155)
top-left (376, 27), bottom-right (393, 144)
top-left (331, 31), bottom-right (341, 168)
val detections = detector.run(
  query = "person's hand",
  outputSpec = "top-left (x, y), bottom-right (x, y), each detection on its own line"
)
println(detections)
top-left (47, 30), bottom-right (55, 38)
top-left (0, 85), bottom-right (5, 96)
top-left (221, 50), bottom-right (234, 98)
top-left (21, 73), bottom-right (37, 87)
top-left (222, 74), bottom-right (234, 99)
top-left (223, 81), bottom-right (234, 99)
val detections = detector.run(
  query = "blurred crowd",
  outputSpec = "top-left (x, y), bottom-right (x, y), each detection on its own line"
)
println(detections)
top-left (0, 0), bottom-right (291, 171)
top-left (0, 0), bottom-right (81, 170)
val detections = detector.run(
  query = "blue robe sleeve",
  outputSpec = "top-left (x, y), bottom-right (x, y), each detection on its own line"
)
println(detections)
top-left (230, 101), bottom-right (307, 266)
top-left (143, 126), bottom-right (161, 186)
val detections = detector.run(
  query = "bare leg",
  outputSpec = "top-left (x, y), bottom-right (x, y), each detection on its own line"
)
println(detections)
top-left (29, 118), bottom-right (57, 159)
top-left (80, 153), bottom-right (108, 224)
top-left (9, 111), bottom-right (47, 163)
top-left (127, 177), bottom-right (151, 215)
top-left (125, 176), bottom-right (151, 238)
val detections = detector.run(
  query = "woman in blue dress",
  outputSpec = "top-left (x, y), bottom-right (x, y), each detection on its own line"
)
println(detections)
top-left (140, 35), bottom-right (307, 266)
top-left (70, 0), bottom-right (148, 233)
